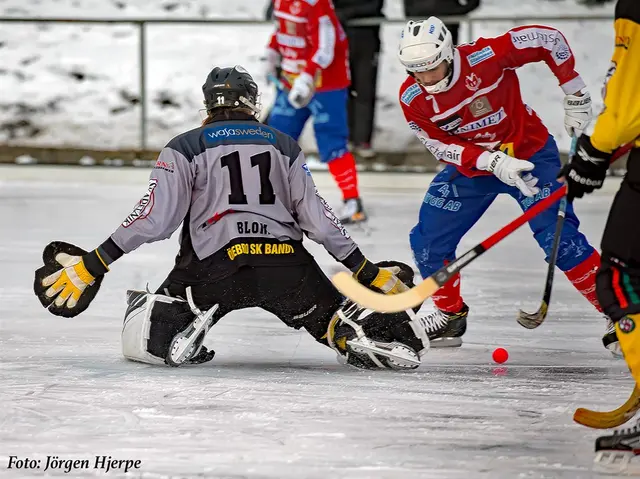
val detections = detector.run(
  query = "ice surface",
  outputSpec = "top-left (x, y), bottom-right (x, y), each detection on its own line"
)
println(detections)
top-left (0, 166), bottom-right (634, 478)
top-left (0, 0), bottom-right (617, 153)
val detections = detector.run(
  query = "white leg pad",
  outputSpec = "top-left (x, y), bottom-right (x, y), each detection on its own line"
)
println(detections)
top-left (121, 291), bottom-right (185, 366)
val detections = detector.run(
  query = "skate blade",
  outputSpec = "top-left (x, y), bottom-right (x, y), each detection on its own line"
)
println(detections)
top-left (593, 450), bottom-right (640, 475)
top-left (430, 337), bottom-right (463, 348)
top-left (347, 339), bottom-right (420, 369)
top-left (167, 305), bottom-right (219, 366)
top-left (606, 343), bottom-right (624, 359)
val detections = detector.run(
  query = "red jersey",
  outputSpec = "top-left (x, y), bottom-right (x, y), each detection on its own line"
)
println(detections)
top-left (400, 25), bottom-right (586, 177)
top-left (268, 0), bottom-right (350, 92)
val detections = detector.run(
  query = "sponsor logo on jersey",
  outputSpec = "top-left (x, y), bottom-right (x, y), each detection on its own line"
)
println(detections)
top-left (401, 83), bottom-right (422, 106)
top-left (468, 96), bottom-right (493, 118)
top-left (466, 46), bottom-right (494, 67)
top-left (465, 73), bottom-right (482, 91)
top-left (602, 61), bottom-right (617, 103)
top-left (122, 178), bottom-right (158, 228)
top-left (423, 142), bottom-right (464, 166)
top-left (435, 115), bottom-right (462, 132)
top-left (204, 125), bottom-right (276, 144)
top-left (510, 28), bottom-right (569, 63)
top-left (153, 158), bottom-right (174, 173)
top-left (276, 33), bottom-right (306, 48)
top-left (314, 187), bottom-right (350, 238)
top-left (615, 35), bottom-right (630, 50)
top-left (301, 163), bottom-right (312, 176)
top-left (408, 121), bottom-right (422, 132)
top-left (554, 44), bottom-right (570, 63)
top-left (454, 107), bottom-right (507, 134)
top-left (473, 132), bottom-right (497, 142)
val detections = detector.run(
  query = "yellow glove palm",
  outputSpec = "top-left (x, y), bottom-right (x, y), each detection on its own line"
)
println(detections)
top-left (616, 314), bottom-right (640, 386)
top-left (42, 253), bottom-right (96, 309)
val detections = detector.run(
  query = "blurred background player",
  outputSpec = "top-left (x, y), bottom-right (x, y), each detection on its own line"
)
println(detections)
top-left (33, 66), bottom-right (448, 370)
top-left (334, 0), bottom-right (384, 159)
top-left (264, 0), bottom-right (367, 224)
top-left (396, 17), bottom-right (617, 353)
top-left (557, 0), bottom-right (640, 469)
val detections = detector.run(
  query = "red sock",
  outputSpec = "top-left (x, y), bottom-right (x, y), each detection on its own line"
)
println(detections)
top-left (432, 271), bottom-right (464, 313)
top-left (564, 250), bottom-right (603, 312)
top-left (327, 152), bottom-right (359, 200)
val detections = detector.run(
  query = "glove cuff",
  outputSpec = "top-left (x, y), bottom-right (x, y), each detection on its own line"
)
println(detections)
top-left (578, 134), bottom-right (613, 164)
top-left (353, 258), bottom-right (379, 285)
top-left (82, 249), bottom-right (110, 277)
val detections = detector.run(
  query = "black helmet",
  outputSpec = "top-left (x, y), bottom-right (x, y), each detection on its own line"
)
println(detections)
top-left (202, 65), bottom-right (260, 115)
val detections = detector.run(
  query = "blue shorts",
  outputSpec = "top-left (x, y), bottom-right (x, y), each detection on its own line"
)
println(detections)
top-left (410, 135), bottom-right (596, 279)
top-left (267, 88), bottom-right (349, 163)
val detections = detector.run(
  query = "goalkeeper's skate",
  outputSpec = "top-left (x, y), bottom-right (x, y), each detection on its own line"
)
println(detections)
top-left (166, 287), bottom-right (218, 367)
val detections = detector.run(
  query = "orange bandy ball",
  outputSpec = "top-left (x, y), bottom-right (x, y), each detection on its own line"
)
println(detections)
top-left (492, 347), bottom-right (509, 364)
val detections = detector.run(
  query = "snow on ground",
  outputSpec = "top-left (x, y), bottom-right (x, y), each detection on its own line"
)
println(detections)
top-left (0, 0), bottom-right (616, 153)
top-left (0, 165), bottom-right (632, 478)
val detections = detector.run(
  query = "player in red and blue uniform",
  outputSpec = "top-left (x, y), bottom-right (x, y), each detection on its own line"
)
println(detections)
top-left (397, 17), bottom-right (616, 352)
top-left (265, 0), bottom-right (366, 223)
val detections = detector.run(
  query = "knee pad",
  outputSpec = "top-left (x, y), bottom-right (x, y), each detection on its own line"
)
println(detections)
top-left (122, 290), bottom-right (195, 365)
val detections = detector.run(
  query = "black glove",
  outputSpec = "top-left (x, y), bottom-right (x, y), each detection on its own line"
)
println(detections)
top-left (558, 134), bottom-right (612, 201)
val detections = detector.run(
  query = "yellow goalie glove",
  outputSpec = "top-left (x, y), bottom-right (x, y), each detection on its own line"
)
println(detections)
top-left (34, 242), bottom-right (108, 317)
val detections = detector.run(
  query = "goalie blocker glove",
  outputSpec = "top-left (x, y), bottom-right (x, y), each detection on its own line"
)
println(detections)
top-left (558, 134), bottom-right (612, 201)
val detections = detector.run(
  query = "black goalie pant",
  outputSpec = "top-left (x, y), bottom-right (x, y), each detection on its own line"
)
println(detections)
top-left (597, 148), bottom-right (640, 321)
top-left (151, 257), bottom-right (344, 357)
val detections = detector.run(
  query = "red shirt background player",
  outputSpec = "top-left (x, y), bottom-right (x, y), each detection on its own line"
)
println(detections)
top-left (267, 0), bottom-right (350, 92)
top-left (399, 21), bottom-right (590, 180)
top-left (396, 18), bottom-right (618, 357)
top-left (265, 0), bottom-right (366, 224)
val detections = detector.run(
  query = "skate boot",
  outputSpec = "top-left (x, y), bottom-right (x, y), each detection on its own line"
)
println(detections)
top-left (419, 303), bottom-right (469, 348)
top-left (603, 316), bottom-right (623, 358)
top-left (594, 418), bottom-right (640, 475)
top-left (339, 197), bottom-right (367, 224)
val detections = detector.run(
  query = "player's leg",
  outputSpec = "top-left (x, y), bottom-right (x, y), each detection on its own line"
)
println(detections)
top-left (593, 151), bottom-right (640, 472)
top-left (257, 256), bottom-right (440, 369)
top-left (346, 26), bottom-right (380, 159)
top-left (597, 150), bottom-right (640, 355)
top-left (510, 136), bottom-right (614, 349)
top-left (265, 87), bottom-right (311, 141)
top-left (121, 270), bottom-right (258, 366)
top-left (409, 166), bottom-right (499, 346)
top-left (310, 88), bottom-right (366, 224)
top-left (325, 261), bottom-right (452, 369)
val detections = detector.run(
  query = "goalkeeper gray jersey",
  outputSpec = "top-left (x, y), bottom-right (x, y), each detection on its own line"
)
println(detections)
top-left (109, 119), bottom-right (357, 267)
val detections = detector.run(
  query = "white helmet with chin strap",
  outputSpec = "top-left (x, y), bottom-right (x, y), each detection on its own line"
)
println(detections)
top-left (398, 17), bottom-right (454, 94)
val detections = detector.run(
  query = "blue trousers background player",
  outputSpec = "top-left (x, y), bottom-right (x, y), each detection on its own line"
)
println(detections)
top-left (410, 136), bottom-right (613, 350)
top-left (267, 87), bottom-right (366, 223)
